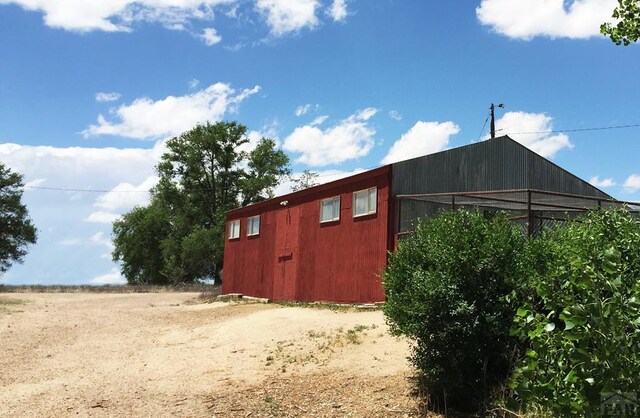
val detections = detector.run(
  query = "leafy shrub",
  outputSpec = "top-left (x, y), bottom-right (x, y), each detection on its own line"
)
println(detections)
top-left (510, 209), bottom-right (640, 416)
top-left (383, 210), bottom-right (528, 411)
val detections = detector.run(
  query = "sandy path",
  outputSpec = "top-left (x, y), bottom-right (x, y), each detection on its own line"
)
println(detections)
top-left (0, 293), bottom-right (414, 417)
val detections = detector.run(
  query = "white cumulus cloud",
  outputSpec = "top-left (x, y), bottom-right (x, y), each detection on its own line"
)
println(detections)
top-left (0, 140), bottom-right (163, 284)
top-left (0, 142), bottom-right (163, 187)
top-left (624, 174), bottom-right (640, 193)
top-left (381, 121), bottom-right (460, 165)
top-left (95, 91), bottom-right (121, 102)
top-left (200, 27), bottom-right (222, 45)
top-left (0, 141), bottom-right (163, 225)
top-left (82, 82), bottom-right (260, 139)
top-left (477, 0), bottom-right (617, 40)
top-left (85, 211), bottom-right (121, 224)
top-left (90, 268), bottom-right (127, 285)
top-left (328, 0), bottom-right (347, 22)
top-left (283, 108), bottom-right (378, 166)
top-left (490, 111), bottom-right (573, 158)
top-left (1, 0), bottom-right (355, 42)
top-left (0, 0), bottom-right (233, 32)
top-left (93, 176), bottom-right (158, 212)
top-left (256, 0), bottom-right (319, 36)
top-left (589, 176), bottom-right (616, 188)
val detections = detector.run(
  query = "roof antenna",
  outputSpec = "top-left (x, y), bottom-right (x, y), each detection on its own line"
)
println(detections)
top-left (490, 103), bottom-right (504, 139)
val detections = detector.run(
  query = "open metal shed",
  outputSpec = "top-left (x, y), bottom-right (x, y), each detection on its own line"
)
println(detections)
top-left (396, 188), bottom-right (640, 237)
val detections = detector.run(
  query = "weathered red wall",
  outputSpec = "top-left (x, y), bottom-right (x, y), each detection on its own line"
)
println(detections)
top-left (222, 167), bottom-right (391, 303)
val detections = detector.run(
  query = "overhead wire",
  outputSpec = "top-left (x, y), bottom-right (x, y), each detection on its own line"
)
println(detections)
top-left (24, 186), bottom-right (137, 193)
top-left (18, 121), bottom-right (640, 194)
top-left (503, 123), bottom-right (640, 136)
top-left (21, 168), bottom-right (384, 193)
top-left (476, 111), bottom-right (490, 142)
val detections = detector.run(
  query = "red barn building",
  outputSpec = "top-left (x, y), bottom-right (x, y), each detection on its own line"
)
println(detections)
top-left (223, 166), bottom-right (391, 303)
top-left (222, 136), bottom-right (613, 303)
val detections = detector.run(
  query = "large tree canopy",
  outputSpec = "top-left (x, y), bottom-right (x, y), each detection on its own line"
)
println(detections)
top-left (112, 121), bottom-right (290, 285)
top-left (601, 0), bottom-right (640, 45)
top-left (0, 163), bottom-right (37, 274)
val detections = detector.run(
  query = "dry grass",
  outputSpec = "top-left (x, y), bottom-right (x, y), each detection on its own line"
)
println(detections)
top-left (0, 283), bottom-right (220, 294)
top-left (277, 300), bottom-right (383, 312)
top-left (0, 296), bottom-right (26, 314)
top-left (206, 371), bottom-right (431, 418)
top-left (264, 324), bottom-right (380, 372)
top-left (0, 297), bottom-right (25, 306)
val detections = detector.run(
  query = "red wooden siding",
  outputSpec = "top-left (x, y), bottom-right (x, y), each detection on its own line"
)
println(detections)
top-left (222, 167), bottom-right (391, 303)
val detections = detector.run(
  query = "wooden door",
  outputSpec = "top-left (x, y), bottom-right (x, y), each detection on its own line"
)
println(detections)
top-left (272, 206), bottom-right (299, 301)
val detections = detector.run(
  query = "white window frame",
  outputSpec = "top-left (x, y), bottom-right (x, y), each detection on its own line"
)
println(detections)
top-left (228, 219), bottom-right (240, 239)
top-left (353, 187), bottom-right (377, 218)
top-left (320, 196), bottom-right (341, 223)
top-left (247, 215), bottom-right (260, 236)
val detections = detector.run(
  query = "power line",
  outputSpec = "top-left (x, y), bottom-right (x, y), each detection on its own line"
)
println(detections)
top-left (22, 169), bottom-right (379, 193)
top-left (24, 186), bottom-right (150, 193)
top-left (476, 112), bottom-right (490, 143)
top-left (503, 123), bottom-right (640, 136)
top-left (18, 121), bottom-right (640, 194)
top-left (21, 169), bottom-right (379, 194)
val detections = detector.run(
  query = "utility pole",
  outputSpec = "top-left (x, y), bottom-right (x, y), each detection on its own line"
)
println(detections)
top-left (489, 103), bottom-right (504, 139)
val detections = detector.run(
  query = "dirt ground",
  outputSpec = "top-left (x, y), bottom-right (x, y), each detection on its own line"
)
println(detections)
top-left (0, 292), bottom-right (428, 417)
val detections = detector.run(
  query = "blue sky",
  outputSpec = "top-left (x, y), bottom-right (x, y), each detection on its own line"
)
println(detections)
top-left (0, 0), bottom-right (638, 285)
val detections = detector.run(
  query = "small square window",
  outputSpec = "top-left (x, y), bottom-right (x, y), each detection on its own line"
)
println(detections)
top-left (228, 219), bottom-right (240, 239)
top-left (320, 196), bottom-right (340, 223)
top-left (247, 215), bottom-right (260, 236)
top-left (353, 188), bottom-right (377, 217)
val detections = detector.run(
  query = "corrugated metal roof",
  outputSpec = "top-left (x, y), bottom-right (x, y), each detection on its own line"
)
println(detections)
top-left (391, 136), bottom-right (611, 198)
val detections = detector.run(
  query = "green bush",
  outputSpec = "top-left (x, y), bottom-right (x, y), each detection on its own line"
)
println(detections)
top-left (510, 209), bottom-right (640, 416)
top-left (383, 210), bottom-right (528, 411)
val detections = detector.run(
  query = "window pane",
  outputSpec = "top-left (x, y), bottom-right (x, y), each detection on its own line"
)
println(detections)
top-left (321, 197), bottom-right (339, 222)
top-left (229, 220), bottom-right (240, 239)
top-left (248, 216), bottom-right (259, 235)
top-left (354, 191), bottom-right (367, 215)
top-left (368, 188), bottom-right (377, 213)
top-left (321, 200), bottom-right (332, 222)
top-left (353, 188), bottom-right (377, 216)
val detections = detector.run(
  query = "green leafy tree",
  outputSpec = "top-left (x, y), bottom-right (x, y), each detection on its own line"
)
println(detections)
top-left (383, 210), bottom-right (528, 412)
top-left (112, 202), bottom-right (170, 285)
top-left (510, 209), bottom-right (640, 416)
top-left (601, 0), bottom-right (640, 45)
top-left (241, 138), bottom-right (291, 205)
top-left (112, 121), bottom-right (290, 285)
top-left (0, 163), bottom-right (37, 273)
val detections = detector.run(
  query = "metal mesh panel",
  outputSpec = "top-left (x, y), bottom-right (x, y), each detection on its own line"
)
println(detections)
top-left (396, 189), bottom-right (640, 237)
